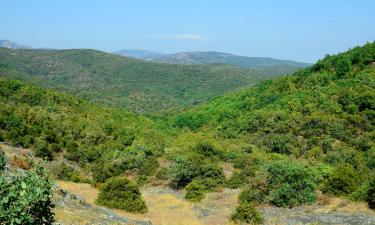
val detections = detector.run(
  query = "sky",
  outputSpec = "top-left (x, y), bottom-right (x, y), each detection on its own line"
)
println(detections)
top-left (1, 0), bottom-right (374, 63)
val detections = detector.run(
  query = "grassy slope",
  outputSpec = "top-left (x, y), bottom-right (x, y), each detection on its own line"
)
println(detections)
top-left (0, 48), bottom-right (293, 113)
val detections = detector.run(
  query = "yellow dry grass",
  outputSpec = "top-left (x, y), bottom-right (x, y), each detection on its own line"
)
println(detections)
top-left (56, 181), bottom-right (239, 225)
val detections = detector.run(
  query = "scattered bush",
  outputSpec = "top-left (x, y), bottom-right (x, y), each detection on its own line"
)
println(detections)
top-left (96, 177), bottom-right (147, 213)
top-left (231, 202), bottom-right (263, 225)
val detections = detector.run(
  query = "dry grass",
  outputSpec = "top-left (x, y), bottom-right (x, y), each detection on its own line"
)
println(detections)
top-left (315, 194), bottom-right (374, 215)
top-left (56, 181), bottom-right (240, 225)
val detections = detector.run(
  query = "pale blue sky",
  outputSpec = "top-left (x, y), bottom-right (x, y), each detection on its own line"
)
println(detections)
top-left (1, 0), bottom-right (374, 62)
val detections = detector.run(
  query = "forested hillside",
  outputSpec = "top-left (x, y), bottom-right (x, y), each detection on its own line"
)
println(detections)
top-left (0, 48), bottom-right (291, 113)
top-left (172, 42), bottom-right (375, 206)
top-left (149, 51), bottom-right (309, 69)
top-left (0, 42), bottom-right (374, 224)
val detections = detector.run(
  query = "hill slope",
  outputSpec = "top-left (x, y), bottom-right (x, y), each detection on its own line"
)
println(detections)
top-left (173, 42), bottom-right (375, 170)
top-left (149, 51), bottom-right (310, 69)
top-left (113, 49), bottom-right (164, 59)
top-left (0, 48), bottom-right (291, 113)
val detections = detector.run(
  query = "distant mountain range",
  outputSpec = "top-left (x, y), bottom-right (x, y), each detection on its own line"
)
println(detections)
top-left (0, 40), bottom-right (31, 49)
top-left (114, 49), bottom-right (310, 69)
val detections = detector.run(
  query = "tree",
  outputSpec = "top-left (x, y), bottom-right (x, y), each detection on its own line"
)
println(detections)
top-left (96, 177), bottom-right (147, 213)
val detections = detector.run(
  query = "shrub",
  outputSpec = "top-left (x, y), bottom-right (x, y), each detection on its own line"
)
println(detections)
top-left (231, 202), bottom-right (263, 225)
top-left (239, 188), bottom-right (265, 204)
top-left (366, 178), bottom-right (375, 209)
top-left (185, 179), bottom-right (207, 201)
top-left (324, 163), bottom-right (359, 196)
top-left (247, 159), bottom-right (317, 207)
top-left (136, 175), bottom-right (149, 187)
top-left (194, 139), bottom-right (223, 159)
top-left (225, 171), bottom-right (246, 188)
top-left (155, 167), bottom-right (170, 180)
top-left (170, 156), bottom-right (202, 188)
top-left (96, 177), bottom-right (147, 213)
top-left (54, 162), bottom-right (81, 182)
top-left (0, 164), bottom-right (55, 224)
top-left (0, 149), bottom-right (5, 171)
top-left (139, 157), bottom-right (159, 176)
top-left (200, 164), bottom-right (225, 185)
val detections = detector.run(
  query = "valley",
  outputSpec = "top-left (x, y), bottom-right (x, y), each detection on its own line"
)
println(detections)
top-left (1, 42), bottom-right (374, 224)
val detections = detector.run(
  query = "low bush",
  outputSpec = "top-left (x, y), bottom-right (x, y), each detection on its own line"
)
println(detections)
top-left (245, 159), bottom-right (317, 207)
top-left (367, 178), bottom-right (375, 209)
top-left (0, 149), bottom-right (5, 171)
top-left (225, 171), bottom-right (246, 188)
top-left (53, 162), bottom-right (81, 182)
top-left (96, 177), bottom-right (147, 213)
top-left (136, 175), bottom-right (149, 187)
top-left (324, 163), bottom-right (359, 196)
top-left (185, 179), bottom-right (207, 201)
top-left (231, 202), bottom-right (263, 225)
top-left (0, 164), bottom-right (55, 224)
top-left (155, 167), bottom-right (170, 180)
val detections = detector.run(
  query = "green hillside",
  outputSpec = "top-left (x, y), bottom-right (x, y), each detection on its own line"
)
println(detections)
top-left (150, 51), bottom-right (310, 68)
top-left (0, 48), bottom-right (291, 113)
top-left (1, 42), bottom-right (374, 223)
top-left (170, 42), bottom-right (375, 206)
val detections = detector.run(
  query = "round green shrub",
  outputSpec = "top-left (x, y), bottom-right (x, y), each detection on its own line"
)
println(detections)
top-left (231, 202), bottom-right (263, 224)
top-left (324, 163), bottom-right (359, 196)
top-left (96, 177), bottom-right (147, 213)
top-left (185, 179), bottom-right (206, 201)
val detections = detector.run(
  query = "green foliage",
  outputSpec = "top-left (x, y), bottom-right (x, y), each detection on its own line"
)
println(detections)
top-left (139, 157), bottom-right (159, 176)
top-left (244, 159), bottom-right (317, 207)
top-left (0, 164), bottom-right (54, 224)
top-left (96, 177), bottom-right (147, 213)
top-left (0, 149), bottom-right (5, 171)
top-left (136, 175), bottom-right (149, 187)
top-left (185, 179), bottom-right (207, 201)
top-left (324, 163), bottom-right (359, 196)
top-left (367, 178), bottom-right (375, 209)
top-left (155, 167), bottom-right (170, 180)
top-left (225, 171), bottom-right (246, 189)
top-left (0, 48), bottom-right (290, 113)
top-left (53, 162), bottom-right (81, 183)
top-left (231, 202), bottom-right (263, 225)
top-left (0, 78), bottom-right (165, 184)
